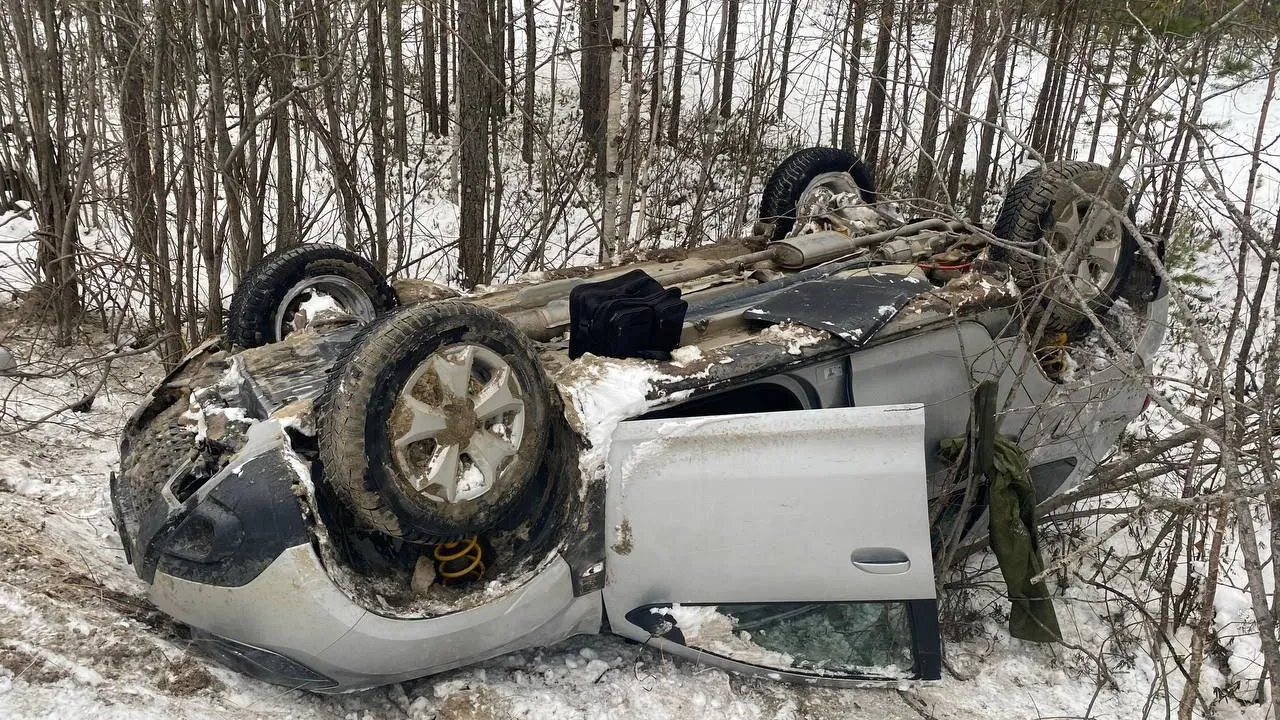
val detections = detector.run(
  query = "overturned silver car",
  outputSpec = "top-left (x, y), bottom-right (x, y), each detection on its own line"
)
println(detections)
top-left (111, 150), bottom-right (1168, 691)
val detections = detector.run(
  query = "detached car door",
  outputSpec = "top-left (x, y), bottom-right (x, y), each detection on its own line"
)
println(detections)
top-left (603, 404), bottom-right (940, 684)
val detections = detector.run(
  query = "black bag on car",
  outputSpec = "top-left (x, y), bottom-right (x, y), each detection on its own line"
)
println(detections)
top-left (568, 269), bottom-right (688, 360)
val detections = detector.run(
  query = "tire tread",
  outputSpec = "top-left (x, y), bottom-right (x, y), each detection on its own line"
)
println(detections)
top-left (759, 147), bottom-right (876, 241)
top-left (226, 244), bottom-right (396, 349)
top-left (316, 301), bottom-right (553, 542)
top-left (990, 161), bottom-right (1137, 338)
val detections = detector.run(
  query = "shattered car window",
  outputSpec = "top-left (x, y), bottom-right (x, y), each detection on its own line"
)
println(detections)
top-left (662, 601), bottom-right (914, 678)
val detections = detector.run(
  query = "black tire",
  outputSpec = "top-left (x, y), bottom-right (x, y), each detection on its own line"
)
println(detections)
top-left (316, 300), bottom-right (555, 542)
top-left (226, 244), bottom-right (397, 349)
top-left (991, 161), bottom-right (1138, 339)
top-left (759, 147), bottom-right (876, 242)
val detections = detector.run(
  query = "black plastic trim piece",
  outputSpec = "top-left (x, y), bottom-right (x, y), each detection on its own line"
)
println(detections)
top-left (1029, 458), bottom-right (1079, 505)
top-left (624, 605), bottom-right (686, 644)
top-left (908, 598), bottom-right (942, 681)
top-left (635, 378), bottom-right (810, 420)
top-left (189, 629), bottom-right (338, 691)
top-left (108, 471), bottom-right (133, 565)
top-left (562, 477), bottom-right (606, 597)
top-left (137, 450), bottom-right (310, 587)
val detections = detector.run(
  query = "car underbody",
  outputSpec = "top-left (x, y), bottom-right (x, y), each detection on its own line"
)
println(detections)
top-left (110, 152), bottom-right (1170, 691)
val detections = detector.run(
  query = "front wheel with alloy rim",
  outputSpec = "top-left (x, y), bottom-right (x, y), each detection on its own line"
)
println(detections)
top-left (990, 161), bottom-right (1138, 339)
top-left (317, 301), bottom-right (553, 542)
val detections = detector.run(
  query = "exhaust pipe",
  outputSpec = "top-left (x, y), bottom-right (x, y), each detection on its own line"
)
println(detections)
top-left (769, 219), bottom-right (959, 269)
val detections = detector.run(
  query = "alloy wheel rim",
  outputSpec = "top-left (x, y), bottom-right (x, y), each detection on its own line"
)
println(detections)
top-left (1044, 187), bottom-right (1126, 302)
top-left (389, 344), bottom-right (526, 504)
top-left (275, 275), bottom-right (378, 341)
top-left (790, 171), bottom-right (866, 237)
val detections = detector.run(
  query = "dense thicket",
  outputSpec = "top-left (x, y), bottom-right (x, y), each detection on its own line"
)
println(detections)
top-left (1, 0), bottom-right (1272, 356)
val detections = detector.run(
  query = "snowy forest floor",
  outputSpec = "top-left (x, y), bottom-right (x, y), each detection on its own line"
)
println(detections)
top-left (0, 307), bottom-right (1265, 720)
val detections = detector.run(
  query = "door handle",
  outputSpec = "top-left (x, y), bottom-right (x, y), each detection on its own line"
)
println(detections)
top-left (850, 547), bottom-right (911, 574)
top-left (852, 560), bottom-right (911, 574)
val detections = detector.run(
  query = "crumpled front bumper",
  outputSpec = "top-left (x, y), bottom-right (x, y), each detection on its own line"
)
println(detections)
top-left (112, 414), bottom-right (312, 589)
top-left (112, 406), bottom-right (601, 692)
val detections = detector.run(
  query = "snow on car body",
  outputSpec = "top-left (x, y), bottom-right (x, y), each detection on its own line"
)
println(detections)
top-left (109, 151), bottom-right (1170, 691)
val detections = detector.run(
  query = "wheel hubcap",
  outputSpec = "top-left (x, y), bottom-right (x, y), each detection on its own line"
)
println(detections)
top-left (1044, 191), bottom-right (1125, 302)
top-left (790, 172), bottom-right (867, 237)
top-left (389, 344), bottom-right (526, 504)
top-left (275, 275), bottom-right (378, 341)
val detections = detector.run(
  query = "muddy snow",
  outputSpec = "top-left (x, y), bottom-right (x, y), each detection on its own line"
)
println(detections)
top-left (555, 355), bottom-right (682, 499)
top-left (755, 322), bottom-right (829, 356)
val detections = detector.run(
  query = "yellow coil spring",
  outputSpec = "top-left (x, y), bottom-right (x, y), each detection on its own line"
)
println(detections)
top-left (433, 537), bottom-right (485, 583)
top-left (1036, 332), bottom-right (1070, 377)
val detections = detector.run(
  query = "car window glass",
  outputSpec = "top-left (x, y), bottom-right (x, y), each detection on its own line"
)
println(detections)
top-left (657, 601), bottom-right (914, 678)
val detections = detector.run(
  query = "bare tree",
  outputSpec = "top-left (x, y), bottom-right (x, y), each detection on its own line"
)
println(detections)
top-left (3, 0), bottom-right (86, 341)
top-left (913, 0), bottom-right (952, 201)
top-left (457, 0), bottom-right (494, 285)
top-left (719, 0), bottom-right (740, 119)
top-left (581, 0), bottom-right (611, 167)
top-left (776, 0), bottom-right (798, 121)
top-left (521, 0), bottom-right (536, 163)
top-left (839, 0), bottom-right (867, 151)
top-left (668, 0), bottom-right (690, 141)
top-left (967, 5), bottom-right (1013, 221)
top-left (862, 0), bottom-right (894, 177)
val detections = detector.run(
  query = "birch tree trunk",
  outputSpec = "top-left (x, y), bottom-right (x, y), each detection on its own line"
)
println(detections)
top-left (618, 0), bottom-right (647, 246)
top-left (599, 0), bottom-right (624, 262)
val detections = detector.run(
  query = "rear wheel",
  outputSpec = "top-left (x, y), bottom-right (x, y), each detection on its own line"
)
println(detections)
top-left (317, 300), bottom-right (554, 542)
top-left (226, 244), bottom-right (396, 348)
top-left (991, 161), bottom-right (1138, 338)
top-left (759, 147), bottom-right (877, 241)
